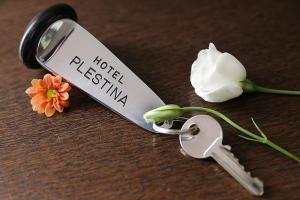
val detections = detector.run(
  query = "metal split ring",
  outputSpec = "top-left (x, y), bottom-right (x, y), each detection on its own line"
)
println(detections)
top-left (153, 117), bottom-right (199, 136)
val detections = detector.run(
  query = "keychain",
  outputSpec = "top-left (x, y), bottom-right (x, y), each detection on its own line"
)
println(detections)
top-left (19, 3), bottom-right (164, 132)
top-left (19, 4), bottom-right (263, 196)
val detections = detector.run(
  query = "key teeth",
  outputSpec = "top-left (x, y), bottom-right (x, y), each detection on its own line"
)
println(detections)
top-left (254, 177), bottom-right (264, 187)
top-left (246, 171), bottom-right (264, 187)
top-left (242, 167), bottom-right (264, 187)
top-left (235, 157), bottom-right (246, 171)
top-left (224, 145), bottom-right (231, 151)
top-left (219, 146), bottom-right (264, 195)
top-left (225, 146), bottom-right (257, 175)
top-left (238, 165), bottom-right (265, 194)
top-left (228, 150), bottom-right (245, 170)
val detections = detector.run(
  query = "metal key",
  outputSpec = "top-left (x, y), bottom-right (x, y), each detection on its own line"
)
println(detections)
top-left (179, 115), bottom-right (264, 196)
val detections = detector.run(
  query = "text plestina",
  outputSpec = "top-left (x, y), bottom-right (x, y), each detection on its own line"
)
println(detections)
top-left (70, 56), bottom-right (128, 107)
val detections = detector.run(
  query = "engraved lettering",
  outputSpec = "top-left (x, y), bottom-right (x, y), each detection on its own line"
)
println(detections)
top-left (106, 84), bottom-right (114, 94)
top-left (69, 56), bottom-right (128, 107)
top-left (101, 78), bottom-right (111, 89)
top-left (77, 62), bottom-right (84, 74)
top-left (110, 87), bottom-right (121, 100)
top-left (70, 56), bottom-right (81, 65)
top-left (100, 62), bottom-right (108, 69)
top-left (118, 75), bottom-right (124, 84)
top-left (107, 65), bottom-right (114, 74)
top-left (93, 56), bottom-right (102, 65)
top-left (84, 67), bottom-right (96, 80)
top-left (92, 73), bottom-right (102, 85)
top-left (70, 56), bottom-right (84, 74)
top-left (112, 70), bottom-right (120, 80)
top-left (118, 95), bottom-right (127, 107)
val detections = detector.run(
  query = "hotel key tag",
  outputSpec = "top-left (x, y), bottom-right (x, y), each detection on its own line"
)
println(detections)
top-left (19, 4), bottom-right (165, 132)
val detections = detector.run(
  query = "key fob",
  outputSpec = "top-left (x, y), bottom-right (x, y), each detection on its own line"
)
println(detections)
top-left (19, 4), bottom-right (165, 132)
top-left (19, 3), bottom-right (77, 69)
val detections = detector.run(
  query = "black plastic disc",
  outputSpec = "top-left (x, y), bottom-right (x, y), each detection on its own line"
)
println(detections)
top-left (19, 4), bottom-right (77, 69)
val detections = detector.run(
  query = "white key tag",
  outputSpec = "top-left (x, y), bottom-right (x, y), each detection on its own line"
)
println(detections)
top-left (19, 4), bottom-right (165, 132)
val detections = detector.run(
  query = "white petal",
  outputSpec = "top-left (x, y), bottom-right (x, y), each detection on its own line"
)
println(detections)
top-left (194, 84), bottom-right (243, 102)
top-left (190, 43), bottom-right (247, 102)
top-left (215, 53), bottom-right (246, 82)
top-left (209, 43), bottom-right (217, 50)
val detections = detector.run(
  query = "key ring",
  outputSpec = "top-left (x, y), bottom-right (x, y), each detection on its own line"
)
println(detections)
top-left (153, 117), bottom-right (199, 135)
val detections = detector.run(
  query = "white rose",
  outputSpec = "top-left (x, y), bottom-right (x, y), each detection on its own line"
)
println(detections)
top-left (190, 43), bottom-right (247, 102)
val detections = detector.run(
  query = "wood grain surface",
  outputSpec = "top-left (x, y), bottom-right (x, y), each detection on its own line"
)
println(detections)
top-left (0, 0), bottom-right (299, 199)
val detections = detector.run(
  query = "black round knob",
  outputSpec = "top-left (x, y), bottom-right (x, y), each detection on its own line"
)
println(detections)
top-left (19, 4), bottom-right (77, 69)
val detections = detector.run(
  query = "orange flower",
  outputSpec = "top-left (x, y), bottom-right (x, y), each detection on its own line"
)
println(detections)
top-left (25, 73), bottom-right (71, 117)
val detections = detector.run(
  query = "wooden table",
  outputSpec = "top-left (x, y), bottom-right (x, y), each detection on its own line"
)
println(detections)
top-left (0, 0), bottom-right (299, 199)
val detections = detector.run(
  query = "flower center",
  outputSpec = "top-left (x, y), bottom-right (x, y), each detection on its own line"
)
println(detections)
top-left (46, 89), bottom-right (58, 98)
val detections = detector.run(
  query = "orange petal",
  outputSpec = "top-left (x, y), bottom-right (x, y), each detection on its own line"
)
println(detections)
top-left (59, 100), bottom-right (69, 107)
top-left (52, 75), bottom-right (62, 88)
top-left (32, 104), bottom-right (38, 111)
top-left (66, 85), bottom-right (71, 92)
top-left (31, 93), bottom-right (47, 106)
top-left (37, 102), bottom-right (47, 114)
top-left (31, 79), bottom-right (40, 88)
top-left (40, 79), bottom-right (47, 89)
top-left (25, 87), bottom-right (37, 97)
top-left (59, 92), bottom-right (69, 100)
top-left (45, 103), bottom-right (56, 117)
top-left (53, 99), bottom-right (63, 112)
top-left (58, 83), bottom-right (70, 92)
top-left (32, 79), bottom-right (46, 90)
top-left (43, 74), bottom-right (53, 88)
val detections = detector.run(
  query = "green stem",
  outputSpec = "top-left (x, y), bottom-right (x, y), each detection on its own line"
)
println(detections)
top-left (182, 106), bottom-right (300, 163)
top-left (242, 79), bottom-right (300, 96)
top-left (265, 140), bottom-right (300, 163)
top-left (254, 85), bottom-right (300, 95)
top-left (183, 107), bottom-right (261, 140)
